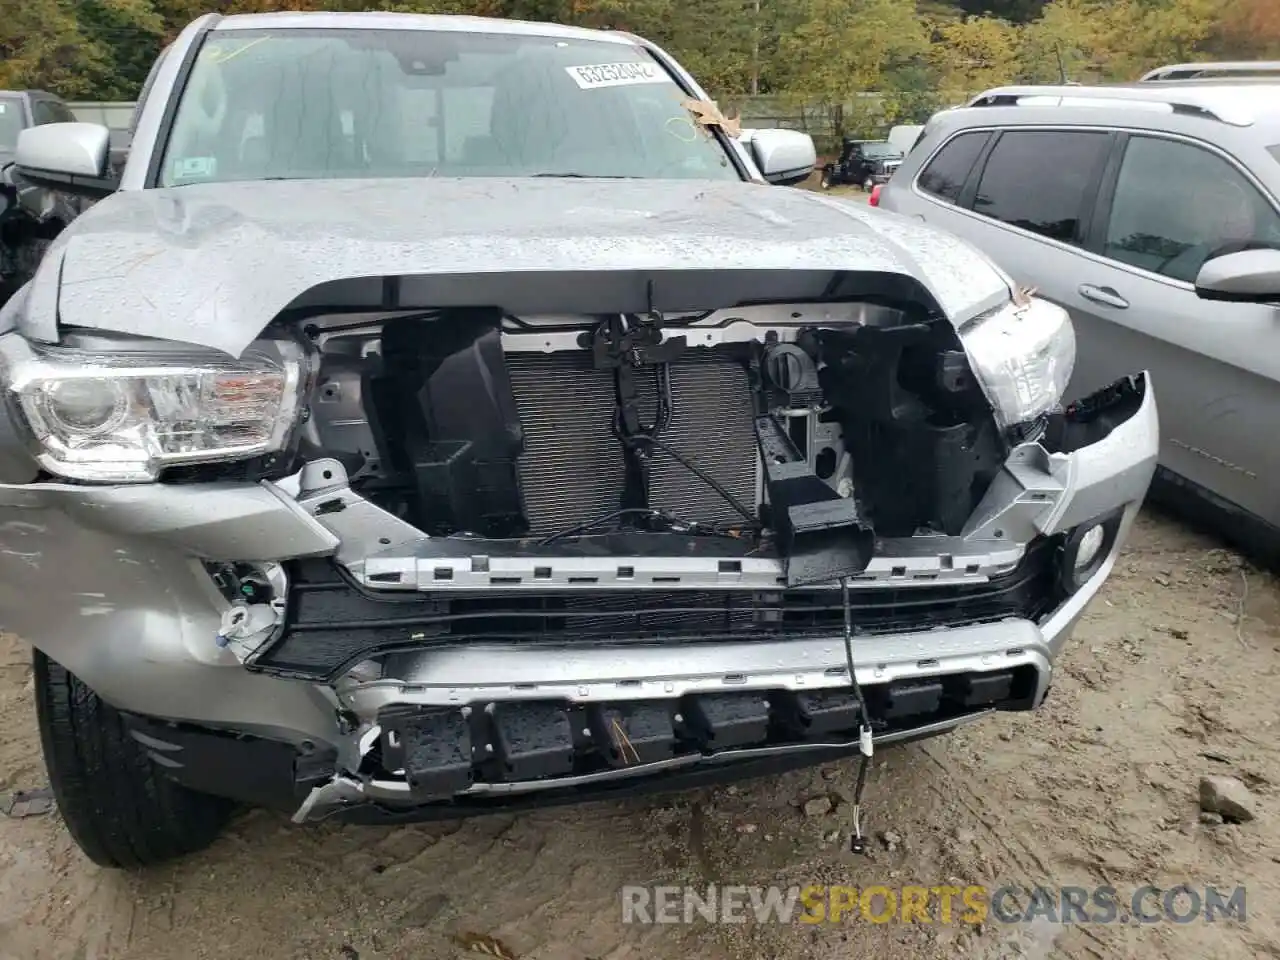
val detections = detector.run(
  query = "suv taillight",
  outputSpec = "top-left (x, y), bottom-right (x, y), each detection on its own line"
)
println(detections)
top-left (869, 184), bottom-right (883, 206)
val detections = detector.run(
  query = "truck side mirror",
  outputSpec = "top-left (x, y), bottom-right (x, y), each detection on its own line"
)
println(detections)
top-left (14, 122), bottom-right (116, 199)
top-left (745, 129), bottom-right (817, 187)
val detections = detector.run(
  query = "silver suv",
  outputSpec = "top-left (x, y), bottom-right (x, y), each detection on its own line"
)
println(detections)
top-left (880, 68), bottom-right (1280, 559)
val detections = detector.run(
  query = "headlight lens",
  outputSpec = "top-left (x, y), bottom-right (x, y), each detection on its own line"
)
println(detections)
top-left (959, 296), bottom-right (1075, 431)
top-left (1, 336), bottom-right (307, 482)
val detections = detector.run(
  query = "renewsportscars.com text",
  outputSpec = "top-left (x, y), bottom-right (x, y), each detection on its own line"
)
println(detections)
top-left (621, 884), bottom-right (1247, 925)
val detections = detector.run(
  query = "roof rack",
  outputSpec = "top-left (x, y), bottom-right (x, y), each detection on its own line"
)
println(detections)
top-left (966, 84), bottom-right (1256, 127)
top-left (1139, 61), bottom-right (1280, 82)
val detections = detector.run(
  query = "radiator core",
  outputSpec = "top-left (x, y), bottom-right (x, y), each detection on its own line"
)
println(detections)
top-left (506, 351), bottom-right (758, 537)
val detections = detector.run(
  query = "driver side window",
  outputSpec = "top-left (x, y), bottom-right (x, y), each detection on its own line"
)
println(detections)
top-left (1104, 136), bottom-right (1280, 283)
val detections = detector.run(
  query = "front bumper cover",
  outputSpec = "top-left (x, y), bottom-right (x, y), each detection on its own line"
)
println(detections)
top-left (0, 374), bottom-right (1157, 812)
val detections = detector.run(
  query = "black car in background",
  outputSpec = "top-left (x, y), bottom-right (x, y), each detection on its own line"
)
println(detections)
top-left (819, 138), bottom-right (905, 191)
top-left (1, 90), bottom-right (89, 303)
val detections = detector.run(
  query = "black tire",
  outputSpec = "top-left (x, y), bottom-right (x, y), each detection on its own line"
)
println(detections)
top-left (33, 650), bottom-right (234, 868)
top-left (820, 171), bottom-right (832, 189)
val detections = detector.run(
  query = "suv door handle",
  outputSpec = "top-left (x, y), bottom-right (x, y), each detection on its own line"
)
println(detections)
top-left (1078, 284), bottom-right (1129, 309)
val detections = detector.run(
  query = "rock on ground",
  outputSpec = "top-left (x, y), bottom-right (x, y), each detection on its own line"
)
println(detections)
top-left (1198, 775), bottom-right (1257, 823)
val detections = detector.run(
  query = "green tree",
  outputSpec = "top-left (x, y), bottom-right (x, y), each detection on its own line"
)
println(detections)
top-left (1101, 0), bottom-right (1219, 77)
top-left (0, 0), bottom-right (108, 96)
top-left (774, 0), bottom-right (929, 135)
top-left (1019, 0), bottom-right (1219, 82)
top-left (1017, 0), bottom-right (1110, 82)
top-left (74, 0), bottom-right (167, 99)
top-left (3, 0), bottom-right (1263, 125)
top-left (930, 14), bottom-right (1021, 99)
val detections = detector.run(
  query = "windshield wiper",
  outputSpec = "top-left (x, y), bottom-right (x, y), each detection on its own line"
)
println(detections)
top-left (531, 173), bottom-right (642, 179)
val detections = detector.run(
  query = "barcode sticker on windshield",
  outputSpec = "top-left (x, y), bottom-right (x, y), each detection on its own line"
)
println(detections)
top-left (173, 156), bottom-right (217, 180)
top-left (565, 62), bottom-right (672, 89)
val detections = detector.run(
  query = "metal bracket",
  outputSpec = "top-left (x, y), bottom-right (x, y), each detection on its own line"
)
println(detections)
top-left (295, 459), bottom-right (425, 566)
top-left (755, 413), bottom-right (873, 586)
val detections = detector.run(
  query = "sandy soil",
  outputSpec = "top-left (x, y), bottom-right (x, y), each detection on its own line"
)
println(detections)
top-left (0, 509), bottom-right (1277, 960)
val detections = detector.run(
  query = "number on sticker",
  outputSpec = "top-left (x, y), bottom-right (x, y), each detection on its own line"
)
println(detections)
top-left (565, 62), bottom-right (671, 89)
top-left (174, 157), bottom-right (217, 180)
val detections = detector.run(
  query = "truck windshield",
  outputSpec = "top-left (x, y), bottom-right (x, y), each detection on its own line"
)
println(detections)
top-left (0, 96), bottom-right (23, 152)
top-left (861, 143), bottom-right (901, 159)
top-left (158, 28), bottom-right (739, 186)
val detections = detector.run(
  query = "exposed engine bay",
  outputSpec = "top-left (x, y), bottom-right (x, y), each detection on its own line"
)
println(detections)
top-left (293, 300), bottom-right (1007, 587)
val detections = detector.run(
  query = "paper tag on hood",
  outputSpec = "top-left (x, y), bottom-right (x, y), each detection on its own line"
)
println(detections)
top-left (565, 62), bottom-right (672, 89)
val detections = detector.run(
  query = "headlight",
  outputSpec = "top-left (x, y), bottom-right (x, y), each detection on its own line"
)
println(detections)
top-left (959, 296), bottom-right (1075, 431)
top-left (0, 335), bottom-right (308, 482)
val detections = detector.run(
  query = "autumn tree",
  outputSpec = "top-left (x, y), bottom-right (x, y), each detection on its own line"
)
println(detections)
top-left (0, 0), bottom-right (110, 97)
top-left (774, 0), bottom-right (929, 135)
top-left (1207, 0), bottom-right (1280, 58)
top-left (1017, 0), bottom-right (1111, 81)
top-left (0, 0), bottom-right (1263, 123)
top-left (930, 15), bottom-right (1021, 99)
top-left (1102, 0), bottom-right (1221, 78)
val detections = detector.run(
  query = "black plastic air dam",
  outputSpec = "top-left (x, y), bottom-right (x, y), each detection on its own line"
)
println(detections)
top-left (126, 674), bottom-right (1038, 819)
top-left (329, 739), bottom-right (952, 825)
top-left (251, 539), bottom-right (1063, 681)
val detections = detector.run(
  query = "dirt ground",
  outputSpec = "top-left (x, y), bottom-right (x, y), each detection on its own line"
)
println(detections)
top-left (0, 509), bottom-right (1277, 959)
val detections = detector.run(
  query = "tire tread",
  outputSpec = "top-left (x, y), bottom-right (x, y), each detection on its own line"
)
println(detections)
top-left (34, 650), bottom-right (233, 868)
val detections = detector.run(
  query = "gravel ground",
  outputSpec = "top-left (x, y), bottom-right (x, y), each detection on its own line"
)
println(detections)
top-left (0, 509), bottom-right (1277, 960)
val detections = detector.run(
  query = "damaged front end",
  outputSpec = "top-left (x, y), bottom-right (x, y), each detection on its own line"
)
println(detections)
top-left (291, 296), bottom-right (1018, 590)
top-left (0, 270), bottom-right (1157, 822)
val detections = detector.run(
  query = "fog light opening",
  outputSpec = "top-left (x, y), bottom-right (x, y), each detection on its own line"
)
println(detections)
top-left (1059, 511), bottom-right (1123, 594)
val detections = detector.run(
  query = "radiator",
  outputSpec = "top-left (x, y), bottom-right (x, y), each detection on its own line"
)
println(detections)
top-left (506, 351), bottom-right (758, 537)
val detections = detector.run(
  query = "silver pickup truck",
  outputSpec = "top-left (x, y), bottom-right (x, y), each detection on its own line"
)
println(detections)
top-left (0, 10), bottom-right (1156, 868)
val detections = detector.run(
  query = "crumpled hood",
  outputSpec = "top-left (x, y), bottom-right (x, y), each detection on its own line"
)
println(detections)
top-left (27, 177), bottom-right (1009, 357)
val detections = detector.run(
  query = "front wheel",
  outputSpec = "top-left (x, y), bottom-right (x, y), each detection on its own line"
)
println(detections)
top-left (34, 650), bottom-right (234, 868)
top-left (862, 177), bottom-right (875, 192)
top-left (820, 171), bottom-right (832, 189)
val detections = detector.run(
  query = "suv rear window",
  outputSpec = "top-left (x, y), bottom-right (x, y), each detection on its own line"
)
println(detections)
top-left (971, 130), bottom-right (1112, 244)
top-left (917, 131), bottom-right (987, 203)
